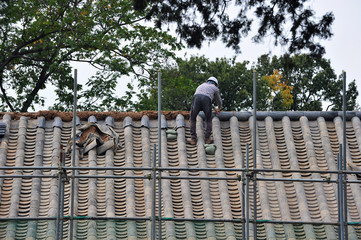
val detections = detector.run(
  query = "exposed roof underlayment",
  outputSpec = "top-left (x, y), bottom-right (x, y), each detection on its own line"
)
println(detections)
top-left (0, 111), bottom-right (361, 239)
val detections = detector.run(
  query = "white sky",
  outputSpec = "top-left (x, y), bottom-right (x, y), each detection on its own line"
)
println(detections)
top-left (38, 0), bottom-right (361, 111)
top-left (177, 0), bottom-right (361, 105)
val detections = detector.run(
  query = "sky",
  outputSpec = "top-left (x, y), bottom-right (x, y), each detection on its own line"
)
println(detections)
top-left (40, 0), bottom-right (361, 111)
top-left (176, 0), bottom-right (361, 104)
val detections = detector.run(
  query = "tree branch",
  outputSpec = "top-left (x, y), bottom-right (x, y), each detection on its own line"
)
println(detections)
top-left (0, 76), bottom-right (15, 112)
top-left (20, 64), bottom-right (51, 112)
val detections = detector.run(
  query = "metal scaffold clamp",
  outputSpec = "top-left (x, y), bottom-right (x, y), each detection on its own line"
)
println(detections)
top-left (236, 174), bottom-right (242, 182)
top-left (145, 172), bottom-right (152, 180)
top-left (58, 167), bottom-right (69, 184)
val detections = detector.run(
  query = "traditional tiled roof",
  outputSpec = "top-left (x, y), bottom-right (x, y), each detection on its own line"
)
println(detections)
top-left (0, 111), bottom-right (361, 239)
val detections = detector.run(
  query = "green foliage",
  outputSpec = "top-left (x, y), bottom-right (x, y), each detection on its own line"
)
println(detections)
top-left (256, 54), bottom-right (359, 111)
top-left (207, 58), bottom-right (253, 111)
top-left (133, 61), bottom-right (200, 111)
top-left (0, 0), bottom-right (337, 112)
top-left (130, 54), bottom-right (359, 111)
top-left (325, 75), bottom-right (359, 111)
top-left (0, 0), bottom-right (182, 112)
top-left (133, 56), bottom-right (255, 111)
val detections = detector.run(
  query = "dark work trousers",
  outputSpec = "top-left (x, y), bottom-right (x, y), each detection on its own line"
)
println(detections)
top-left (190, 94), bottom-right (212, 139)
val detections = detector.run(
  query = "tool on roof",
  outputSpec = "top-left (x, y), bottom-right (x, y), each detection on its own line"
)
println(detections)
top-left (204, 143), bottom-right (216, 155)
top-left (166, 128), bottom-right (177, 141)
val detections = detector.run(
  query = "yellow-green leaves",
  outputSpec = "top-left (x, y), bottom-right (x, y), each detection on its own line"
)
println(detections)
top-left (264, 69), bottom-right (293, 109)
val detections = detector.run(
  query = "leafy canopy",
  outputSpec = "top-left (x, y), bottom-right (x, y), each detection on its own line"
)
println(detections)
top-left (130, 56), bottom-right (255, 111)
top-left (0, 0), bottom-right (182, 112)
top-left (0, 0), bottom-right (337, 112)
top-left (256, 54), bottom-right (359, 111)
top-left (263, 69), bottom-right (293, 110)
top-left (130, 54), bottom-right (358, 111)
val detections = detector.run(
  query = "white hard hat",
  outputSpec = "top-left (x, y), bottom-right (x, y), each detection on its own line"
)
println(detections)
top-left (208, 76), bottom-right (218, 86)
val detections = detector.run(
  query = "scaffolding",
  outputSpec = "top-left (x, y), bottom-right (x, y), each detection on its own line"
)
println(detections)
top-left (0, 70), bottom-right (358, 240)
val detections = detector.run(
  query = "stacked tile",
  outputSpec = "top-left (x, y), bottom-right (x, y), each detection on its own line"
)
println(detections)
top-left (195, 115), bottom-right (217, 240)
top-left (159, 115), bottom-right (177, 240)
top-left (104, 116), bottom-right (117, 239)
top-left (25, 117), bottom-right (45, 240)
top-left (334, 117), bottom-right (361, 238)
top-left (0, 115), bottom-right (11, 198)
top-left (46, 116), bottom-right (63, 239)
top-left (248, 116), bottom-right (275, 239)
top-left (87, 116), bottom-right (99, 240)
top-left (6, 116), bottom-right (28, 239)
top-left (0, 123), bottom-right (6, 137)
top-left (282, 117), bottom-right (323, 238)
top-left (0, 115), bottom-right (11, 239)
top-left (212, 117), bottom-right (237, 239)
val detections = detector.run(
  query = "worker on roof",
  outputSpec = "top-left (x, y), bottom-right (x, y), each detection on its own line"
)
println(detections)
top-left (187, 76), bottom-right (222, 145)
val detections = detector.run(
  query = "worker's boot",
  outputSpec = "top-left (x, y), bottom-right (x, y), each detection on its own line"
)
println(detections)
top-left (205, 137), bottom-right (213, 144)
top-left (186, 137), bottom-right (197, 145)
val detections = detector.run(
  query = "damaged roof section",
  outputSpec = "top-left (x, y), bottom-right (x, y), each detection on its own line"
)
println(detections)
top-left (0, 111), bottom-right (361, 239)
top-left (65, 120), bottom-right (122, 159)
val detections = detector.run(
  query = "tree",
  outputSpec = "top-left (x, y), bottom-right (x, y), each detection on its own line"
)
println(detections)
top-left (132, 56), bottom-right (209, 111)
top-left (0, 0), bottom-right (337, 112)
top-left (206, 57), bottom-right (255, 111)
top-left (325, 74), bottom-right (359, 111)
top-left (136, 0), bottom-right (334, 56)
top-left (131, 56), bottom-right (258, 111)
top-left (131, 54), bottom-right (359, 112)
top-left (0, 0), bottom-right (181, 112)
top-left (256, 54), bottom-right (359, 111)
top-left (262, 69), bottom-right (293, 111)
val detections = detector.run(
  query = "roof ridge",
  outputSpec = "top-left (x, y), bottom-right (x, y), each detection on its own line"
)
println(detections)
top-left (1, 110), bottom-right (361, 121)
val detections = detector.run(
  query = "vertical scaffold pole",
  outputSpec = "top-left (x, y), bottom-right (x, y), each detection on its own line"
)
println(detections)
top-left (252, 70), bottom-right (257, 239)
top-left (157, 70), bottom-right (162, 240)
top-left (246, 144), bottom-right (250, 240)
top-left (69, 69), bottom-right (77, 240)
top-left (241, 153), bottom-right (245, 240)
top-left (338, 145), bottom-right (344, 240)
top-left (56, 146), bottom-right (64, 240)
top-left (342, 71), bottom-right (348, 238)
top-left (151, 144), bottom-right (157, 240)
